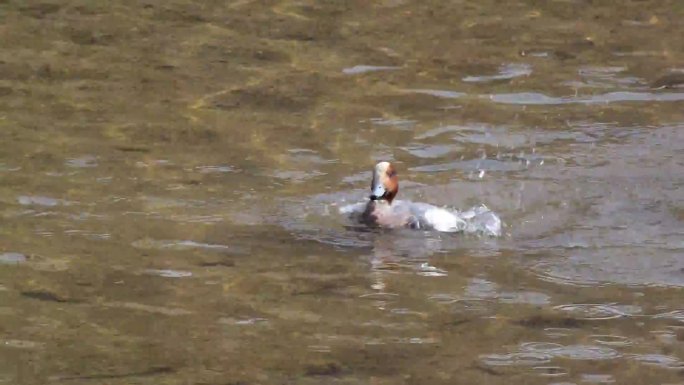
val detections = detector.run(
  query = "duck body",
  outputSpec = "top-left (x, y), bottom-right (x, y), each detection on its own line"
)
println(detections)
top-left (357, 199), bottom-right (467, 232)
top-left (341, 161), bottom-right (473, 232)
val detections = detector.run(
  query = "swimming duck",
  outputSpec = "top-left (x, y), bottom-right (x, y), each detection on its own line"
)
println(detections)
top-left (345, 161), bottom-right (469, 232)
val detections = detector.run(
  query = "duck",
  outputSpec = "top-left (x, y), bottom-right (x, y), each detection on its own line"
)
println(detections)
top-left (343, 161), bottom-right (470, 232)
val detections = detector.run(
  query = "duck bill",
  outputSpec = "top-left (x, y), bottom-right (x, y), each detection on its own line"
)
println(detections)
top-left (370, 182), bottom-right (386, 201)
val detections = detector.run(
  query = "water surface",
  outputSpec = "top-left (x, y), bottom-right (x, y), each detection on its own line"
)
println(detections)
top-left (1, 1), bottom-right (683, 384)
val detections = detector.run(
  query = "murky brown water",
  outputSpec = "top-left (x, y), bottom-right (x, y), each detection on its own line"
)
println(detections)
top-left (1, 1), bottom-right (684, 384)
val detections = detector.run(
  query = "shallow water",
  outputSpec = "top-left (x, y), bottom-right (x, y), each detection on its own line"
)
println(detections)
top-left (1, 1), bottom-right (683, 384)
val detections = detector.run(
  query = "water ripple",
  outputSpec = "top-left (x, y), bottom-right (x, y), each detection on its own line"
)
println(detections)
top-left (483, 341), bottom-right (621, 369)
top-left (3, 339), bottom-right (43, 350)
top-left (532, 365), bottom-right (568, 377)
top-left (489, 91), bottom-right (684, 105)
top-left (0, 252), bottom-right (27, 264)
top-left (410, 158), bottom-right (528, 173)
top-left (427, 293), bottom-right (458, 305)
top-left (65, 155), bottom-right (98, 168)
top-left (589, 335), bottom-right (633, 347)
top-left (131, 238), bottom-right (238, 252)
top-left (581, 374), bottom-right (615, 383)
top-left (102, 301), bottom-right (192, 316)
top-left (451, 299), bottom-right (496, 316)
top-left (553, 345), bottom-right (621, 360)
top-left (219, 317), bottom-right (269, 326)
top-left (143, 269), bottom-right (193, 278)
top-left (417, 263), bottom-right (448, 277)
top-left (193, 164), bottom-right (237, 174)
top-left (628, 354), bottom-right (684, 369)
top-left (342, 65), bottom-right (400, 75)
top-left (369, 117), bottom-right (417, 129)
top-left (405, 89), bottom-right (466, 99)
top-left (17, 195), bottom-right (72, 207)
top-left (358, 292), bottom-right (399, 301)
top-left (553, 303), bottom-right (642, 320)
top-left (544, 328), bottom-right (575, 338)
top-left (463, 63), bottom-right (532, 83)
top-left (652, 310), bottom-right (684, 322)
top-left (480, 352), bottom-right (552, 367)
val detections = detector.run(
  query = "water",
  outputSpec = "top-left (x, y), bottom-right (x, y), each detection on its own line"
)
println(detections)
top-left (1, 1), bottom-right (683, 384)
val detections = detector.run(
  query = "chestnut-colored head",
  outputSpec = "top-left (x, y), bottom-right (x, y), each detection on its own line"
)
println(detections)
top-left (369, 161), bottom-right (398, 204)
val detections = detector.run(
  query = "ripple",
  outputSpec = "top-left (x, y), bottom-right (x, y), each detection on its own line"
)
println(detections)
top-left (579, 66), bottom-right (627, 77)
top-left (519, 342), bottom-right (621, 361)
top-left (463, 63), bottom-right (532, 83)
top-left (402, 143), bottom-right (460, 159)
top-left (131, 238), bottom-right (237, 252)
top-left (35, 229), bottom-right (55, 238)
top-left (270, 169), bottom-right (326, 182)
top-left (532, 366), bottom-right (568, 377)
top-left (65, 155), bottom-right (98, 168)
top-left (589, 334), bottom-right (632, 347)
top-left (417, 263), bottom-right (448, 277)
top-left (480, 352), bottom-right (551, 367)
top-left (532, 249), bottom-right (684, 288)
top-left (652, 310), bottom-right (684, 322)
top-left (520, 342), bottom-right (564, 353)
top-left (613, 50), bottom-right (662, 57)
top-left (3, 339), bottom-right (43, 349)
top-left (138, 196), bottom-right (192, 210)
top-left (651, 72), bottom-right (684, 89)
top-left (628, 353), bottom-right (684, 369)
top-left (342, 65), bottom-right (400, 75)
top-left (135, 159), bottom-right (172, 168)
top-left (581, 374), bottom-right (615, 383)
top-left (358, 292), bottom-right (399, 301)
top-left (0, 163), bottom-right (21, 172)
top-left (414, 125), bottom-right (462, 139)
top-left (168, 214), bottom-right (225, 224)
top-left (498, 291), bottom-right (551, 305)
top-left (307, 345), bottom-right (332, 352)
top-left (390, 308), bottom-right (425, 316)
top-left (369, 117), bottom-right (417, 129)
top-left (462, 278), bottom-right (549, 305)
top-left (554, 345), bottom-right (621, 360)
top-left (564, 66), bottom-right (642, 89)
top-left (451, 299), bottom-right (495, 316)
top-left (143, 269), bottom-right (192, 278)
top-left (17, 195), bottom-right (71, 207)
top-left (428, 293), bottom-right (458, 305)
top-left (405, 89), bottom-right (466, 99)
top-left (410, 158), bottom-right (527, 173)
top-left (488, 91), bottom-right (684, 105)
top-left (544, 328), bottom-right (575, 338)
top-left (219, 317), bottom-right (268, 326)
top-left (392, 337), bottom-right (439, 344)
top-left (554, 303), bottom-right (641, 320)
top-left (0, 252), bottom-right (27, 264)
top-left (64, 230), bottom-right (111, 240)
top-left (102, 301), bottom-right (192, 316)
top-left (533, 265), bottom-right (607, 287)
top-left (193, 164), bottom-right (236, 174)
top-left (650, 330), bottom-right (677, 344)
top-left (364, 338), bottom-right (386, 346)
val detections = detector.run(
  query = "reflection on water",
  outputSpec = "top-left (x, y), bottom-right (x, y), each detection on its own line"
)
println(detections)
top-left (1, 0), bottom-right (683, 384)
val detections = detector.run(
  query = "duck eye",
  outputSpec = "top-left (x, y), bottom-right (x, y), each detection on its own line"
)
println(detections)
top-left (387, 170), bottom-right (396, 177)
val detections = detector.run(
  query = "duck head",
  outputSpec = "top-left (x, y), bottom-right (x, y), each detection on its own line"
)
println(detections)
top-left (369, 161), bottom-right (398, 204)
